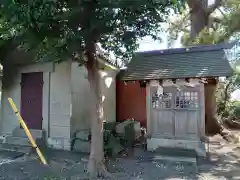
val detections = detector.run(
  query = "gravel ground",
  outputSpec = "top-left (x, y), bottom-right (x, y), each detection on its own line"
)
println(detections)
top-left (0, 137), bottom-right (239, 180)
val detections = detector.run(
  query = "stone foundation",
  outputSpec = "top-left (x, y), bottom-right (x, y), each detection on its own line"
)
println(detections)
top-left (147, 138), bottom-right (206, 157)
top-left (47, 137), bottom-right (71, 151)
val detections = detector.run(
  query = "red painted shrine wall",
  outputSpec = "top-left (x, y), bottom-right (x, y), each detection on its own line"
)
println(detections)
top-left (116, 80), bottom-right (147, 127)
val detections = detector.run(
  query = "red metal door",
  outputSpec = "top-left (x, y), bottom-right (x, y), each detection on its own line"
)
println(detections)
top-left (21, 72), bottom-right (43, 130)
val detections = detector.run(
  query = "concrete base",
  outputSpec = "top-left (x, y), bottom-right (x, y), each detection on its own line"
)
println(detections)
top-left (5, 136), bottom-right (31, 146)
top-left (47, 137), bottom-right (71, 151)
top-left (0, 128), bottom-right (47, 154)
top-left (12, 128), bottom-right (45, 139)
top-left (147, 138), bottom-right (206, 157)
top-left (0, 143), bottom-right (31, 153)
top-left (0, 135), bottom-right (32, 154)
top-left (71, 130), bottom-right (90, 153)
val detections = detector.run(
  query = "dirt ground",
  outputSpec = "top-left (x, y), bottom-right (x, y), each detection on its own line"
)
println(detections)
top-left (0, 135), bottom-right (240, 180)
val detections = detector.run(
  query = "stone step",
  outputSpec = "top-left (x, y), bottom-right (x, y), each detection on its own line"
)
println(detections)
top-left (0, 143), bottom-right (32, 154)
top-left (153, 155), bottom-right (198, 173)
top-left (153, 155), bottom-right (197, 164)
top-left (0, 133), bottom-right (47, 155)
top-left (5, 136), bottom-right (32, 146)
top-left (4, 136), bottom-right (47, 150)
top-left (155, 147), bottom-right (197, 158)
top-left (12, 128), bottom-right (45, 139)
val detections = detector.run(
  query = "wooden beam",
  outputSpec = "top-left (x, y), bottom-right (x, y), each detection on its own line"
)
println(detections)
top-left (207, 78), bottom-right (218, 85)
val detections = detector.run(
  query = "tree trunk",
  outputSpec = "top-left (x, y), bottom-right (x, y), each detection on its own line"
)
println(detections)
top-left (205, 82), bottom-right (223, 135)
top-left (188, 0), bottom-right (209, 39)
top-left (221, 81), bottom-right (231, 114)
top-left (188, 0), bottom-right (223, 135)
top-left (85, 42), bottom-right (110, 179)
top-left (189, 9), bottom-right (209, 39)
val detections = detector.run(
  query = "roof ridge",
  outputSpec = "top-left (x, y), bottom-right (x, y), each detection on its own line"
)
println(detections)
top-left (135, 42), bottom-right (235, 56)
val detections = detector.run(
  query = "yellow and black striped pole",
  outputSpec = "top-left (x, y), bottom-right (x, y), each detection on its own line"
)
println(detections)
top-left (8, 98), bottom-right (48, 165)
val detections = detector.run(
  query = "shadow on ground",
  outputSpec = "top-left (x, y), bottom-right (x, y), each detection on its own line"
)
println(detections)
top-left (0, 146), bottom-right (239, 180)
top-left (197, 151), bottom-right (240, 180)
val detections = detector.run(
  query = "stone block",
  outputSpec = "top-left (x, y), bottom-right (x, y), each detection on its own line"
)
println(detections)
top-left (147, 138), bottom-right (206, 157)
top-left (73, 140), bottom-right (90, 153)
top-left (116, 120), bottom-right (141, 140)
top-left (5, 136), bottom-right (31, 146)
top-left (47, 137), bottom-right (71, 150)
top-left (116, 121), bottom-right (131, 135)
top-left (75, 130), bottom-right (90, 141)
top-left (0, 143), bottom-right (31, 153)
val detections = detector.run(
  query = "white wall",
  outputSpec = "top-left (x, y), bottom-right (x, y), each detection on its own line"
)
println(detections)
top-left (48, 61), bottom-right (72, 150)
top-left (70, 62), bottom-right (117, 135)
top-left (70, 63), bottom-right (91, 134)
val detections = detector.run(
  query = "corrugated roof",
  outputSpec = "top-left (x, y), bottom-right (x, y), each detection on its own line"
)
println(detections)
top-left (119, 43), bottom-right (234, 81)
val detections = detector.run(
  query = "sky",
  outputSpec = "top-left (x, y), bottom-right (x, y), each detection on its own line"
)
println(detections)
top-left (137, 22), bottom-right (182, 52)
top-left (137, 35), bottom-right (172, 52)
top-left (137, 0), bottom-right (216, 52)
top-left (137, 34), bottom-right (182, 52)
top-left (138, 32), bottom-right (168, 50)
top-left (231, 90), bottom-right (240, 101)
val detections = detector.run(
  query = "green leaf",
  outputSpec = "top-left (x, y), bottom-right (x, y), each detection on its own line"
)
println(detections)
top-left (0, 0), bottom-right (186, 63)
